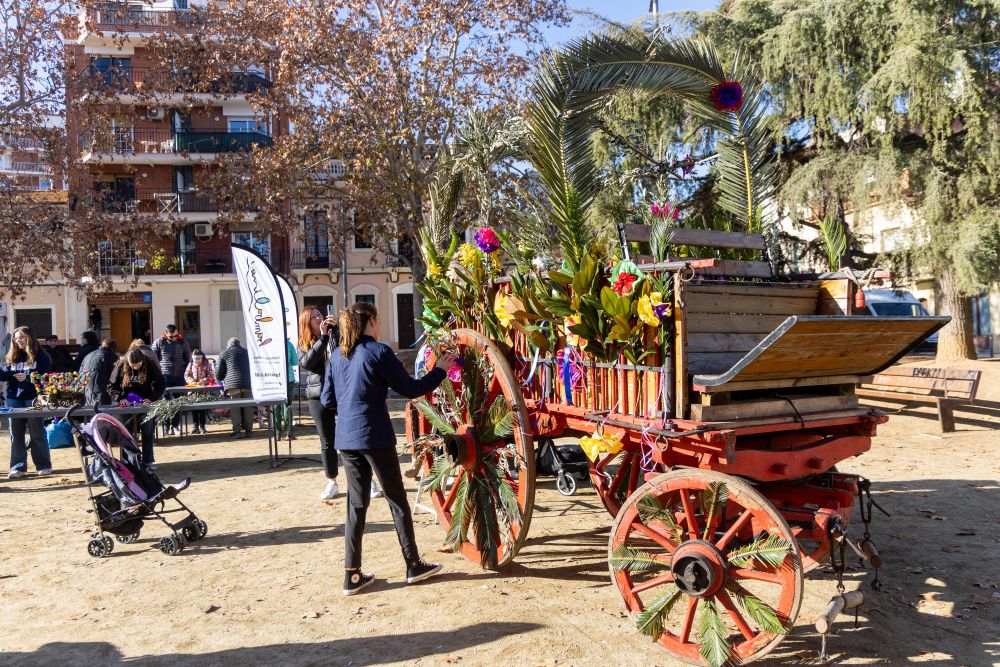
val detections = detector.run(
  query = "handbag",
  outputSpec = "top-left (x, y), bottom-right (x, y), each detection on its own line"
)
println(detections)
top-left (45, 418), bottom-right (75, 449)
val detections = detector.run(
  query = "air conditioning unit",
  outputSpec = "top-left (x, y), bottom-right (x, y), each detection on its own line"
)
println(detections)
top-left (194, 223), bottom-right (214, 239)
top-left (146, 107), bottom-right (165, 121)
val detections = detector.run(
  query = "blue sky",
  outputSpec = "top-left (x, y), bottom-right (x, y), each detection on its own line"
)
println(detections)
top-left (546, 0), bottom-right (720, 45)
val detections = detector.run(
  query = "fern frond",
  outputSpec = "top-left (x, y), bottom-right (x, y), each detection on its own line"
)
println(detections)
top-left (413, 398), bottom-right (456, 436)
top-left (636, 493), bottom-right (684, 542)
top-left (636, 587), bottom-right (682, 640)
top-left (727, 534), bottom-right (793, 569)
top-left (726, 583), bottom-right (787, 635)
top-left (697, 598), bottom-right (732, 667)
top-left (470, 476), bottom-right (499, 569)
top-left (478, 395), bottom-right (513, 443)
top-left (609, 544), bottom-right (671, 572)
top-left (444, 472), bottom-right (471, 549)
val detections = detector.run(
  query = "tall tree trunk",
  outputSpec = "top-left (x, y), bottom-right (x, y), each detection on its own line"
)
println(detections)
top-left (935, 268), bottom-right (977, 361)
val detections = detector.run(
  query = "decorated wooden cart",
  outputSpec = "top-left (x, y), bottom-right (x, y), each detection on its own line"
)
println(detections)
top-left (405, 31), bottom-right (948, 666)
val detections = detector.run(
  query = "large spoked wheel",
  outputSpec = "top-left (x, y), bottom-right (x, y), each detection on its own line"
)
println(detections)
top-left (589, 446), bottom-right (644, 517)
top-left (406, 329), bottom-right (535, 570)
top-left (609, 469), bottom-right (803, 666)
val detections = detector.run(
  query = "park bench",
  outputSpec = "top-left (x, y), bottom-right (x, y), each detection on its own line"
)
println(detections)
top-left (856, 366), bottom-right (982, 432)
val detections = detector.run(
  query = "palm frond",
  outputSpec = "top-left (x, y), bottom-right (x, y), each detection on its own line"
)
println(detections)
top-left (636, 493), bottom-right (684, 542)
top-left (609, 544), bottom-right (671, 572)
top-left (726, 583), bottom-right (787, 635)
top-left (438, 371), bottom-right (462, 416)
top-left (413, 398), bottom-right (456, 436)
top-left (818, 216), bottom-right (847, 272)
top-left (421, 455), bottom-right (456, 493)
top-left (727, 534), bottom-right (793, 569)
top-left (469, 475), bottom-right (500, 569)
top-left (424, 166), bottom-right (465, 257)
top-left (477, 395), bottom-right (513, 443)
top-left (636, 587), bottom-right (682, 640)
top-left (698, 598), bottom-right (732, 667)
top-left (444, 472), bottom-right (471, 549)
top-left (482, 456), bottom-right (522, 526)
top-left (461, 346), bottom-right (489, 421)
top-left (700, 481), bottom-right (728, 540)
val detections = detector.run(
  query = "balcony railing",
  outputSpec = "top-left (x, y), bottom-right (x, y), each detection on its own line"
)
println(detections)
top-left (4, 161), bottom-right (49, 174)
top-left (88, 6), bottom-right (202, 31)
top-left (81, 128), bottom-right (272, 156)
top-left (82, 66), bottom-right (272, 96)
top-left (0, 135), bottom-right (44, 150)
top-left (291, 248), bottom-right (331, 269)
top-left (94, 188), bottom-right (257, 214)
top-left (97, 248), bottom-right (233, 276)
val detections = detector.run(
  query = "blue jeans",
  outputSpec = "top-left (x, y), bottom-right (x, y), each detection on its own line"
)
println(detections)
top-left (7, 397), bottom-right (52, 472)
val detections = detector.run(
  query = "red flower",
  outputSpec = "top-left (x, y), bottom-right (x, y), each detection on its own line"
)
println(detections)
top-left (711, 81), bottom-right (743, 112)
top-left (612, 271), bottom-right (637, 296)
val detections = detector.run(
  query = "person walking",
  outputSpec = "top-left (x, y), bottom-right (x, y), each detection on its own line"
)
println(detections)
top-left (216, 337), bottom-right (253, 438)
top-left (183, 348), bottom-right (216, 434)
top-left (73, 330), bottom-right (100, 371)
top-left (152, 325), bottom-right (191, 435)
top-left (321, 303), bottom-right (454, 595)
top-left (1, 327), bottom-right (53, 478)
top-left (42, 335), bottom-right (74, 372)
top-left (109, 347), bottom-right (165, 471)
top-left (80, 338), bottom-right (119, 407)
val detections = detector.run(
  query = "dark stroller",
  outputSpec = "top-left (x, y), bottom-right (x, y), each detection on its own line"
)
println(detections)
top-left (535, 438), bottom-right (590, 496)
top-left (66, 405), bottom-right (206, 557)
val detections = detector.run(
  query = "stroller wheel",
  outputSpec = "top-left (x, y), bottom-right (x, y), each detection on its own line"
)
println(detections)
top-left (556, 472), bottom-right (577, 496)
top-left (102, 535), bottom-right (114, 553)
top-left (116, 531), bottom-right (140, 544)
top-left (182, 519), bottom-right (207, 543)
top-left (158, 534), bottom-right (183, 556)
top-left (87, 537), bottom-right (111, 558)
top-left (194, 519), bottom-right (208, 540)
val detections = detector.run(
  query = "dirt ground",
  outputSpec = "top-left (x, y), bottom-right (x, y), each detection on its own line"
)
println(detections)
top-left (1, 357), bottom-right (998, 666)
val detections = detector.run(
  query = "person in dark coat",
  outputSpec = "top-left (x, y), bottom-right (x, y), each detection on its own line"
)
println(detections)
top-left (109, 347), bottom-right (165, 470)
top-left (80, 338), bottom-right (119, 407)
top-left (89, 306), bottom-right (102, 333)
top-left (1, 327), bottom-right (52, 478)
top-left (73, 330), bottom-right (100, 371)
top-left (321, 302), bottom-right (454, 595)
top-left (151, 325), bottom-right (191, 434)
top-left (298, 307), bottom-right (342, 499)
top-left (42, 335), bottom-right (74, 372)
top-left (216, 337), bottom-right (253, 438)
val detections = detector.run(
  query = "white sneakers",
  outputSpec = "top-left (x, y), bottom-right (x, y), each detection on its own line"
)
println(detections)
top-left (370, 481), bottom-right (383, 498)
top-left (320, 479), bottom-right (340, 500)
top-left (7, 469), bottom-right (25, 479)
top-left (36, 468), bottom-right (52, 476)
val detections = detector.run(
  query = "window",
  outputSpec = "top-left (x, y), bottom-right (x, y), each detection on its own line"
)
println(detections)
top-left (228, 118), bottom-right (268, 134)
top-left (353, 234), bottom-right (373, 250)
top-left (14, 308), bottom-right (53, 338)
top-left (354, 294), bottom-right (376, 306)
top-left (37, 178), bottom-right (52, 191)
top-left (232, 232), bottom-right (270, 262)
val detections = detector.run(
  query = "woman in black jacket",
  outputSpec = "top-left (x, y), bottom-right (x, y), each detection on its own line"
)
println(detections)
top-left (298, 307), bottom-right (341, 499)
top-left (1, 327), bottom-right (52, 478)
top-left (109, 347), bottom-right (165, 471)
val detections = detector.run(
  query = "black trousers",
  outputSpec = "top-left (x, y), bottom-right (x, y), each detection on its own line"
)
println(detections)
top-left (307, 398), bottom-right (338, 479)
top-left (340, 447), bottom-right (418, 569)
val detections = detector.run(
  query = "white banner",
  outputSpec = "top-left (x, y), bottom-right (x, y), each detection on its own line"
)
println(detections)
top-left (276, 274), bottom-right (299, 382)
top-left (231, 244), bottom-right (288, 403)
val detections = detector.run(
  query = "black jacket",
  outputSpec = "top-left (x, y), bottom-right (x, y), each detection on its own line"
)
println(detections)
top-left (109, 361), bottom-right (165, 402)
top-left (46, 345), bottom-right (75, 373)
top-left (80, 347), bottom-right (119, 406)
top-left (152, 336), bottom-right (192, 378)
top-left (216, 344), bottom-right (251, 391)
top-left (298, 327), bottom-right (339, 401)
top-left (321, 336), bottom-right (445, 451)
top-left (74, 342), bottom-right (100, 371)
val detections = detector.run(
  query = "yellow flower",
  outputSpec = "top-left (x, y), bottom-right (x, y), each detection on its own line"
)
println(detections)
top-left (638, 294), bottom-right (659, 327)
top-left (579, 431), bottom-right (625, 461)
top-left (489, 253), bottom-right (503, 276)
top-left (494, 299), bottom-right (513, 328)
top-left (427, 261), bottom-right (442, 277)
top-left (564, 315), bottom-right (586, 348)
top-left (457, 243), bottom-right (481, 270)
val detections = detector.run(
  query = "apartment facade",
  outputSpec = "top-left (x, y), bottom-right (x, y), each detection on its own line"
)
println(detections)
top-left (0, 2), bottom-right (417, 354)
top-left (0, 123), bottom-right (63, 191)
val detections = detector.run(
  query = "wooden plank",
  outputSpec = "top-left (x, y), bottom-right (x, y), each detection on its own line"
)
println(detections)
top-left (817, 279), bottom-right (849, 316)
top-left (687, 313), bottom-right (790, 334)
top-left (741, 342), bottom-right (922, 372)
top-left (855, 388), bottom-right (939, 404)
top-left (623, 225), bottom-right (767, 249)
top-left (777, 331), bottom-right (940, 348)
top-left (674, 273), bottom-right (688, 419)
top-left (859, 374), bottom-right (975, 396)
top-left (685, 293), bottom-right (817, 316)
top-left (690, 408), bottom-right (871, 430)
top-left (687, 333), bottom-right (769, 353)
top-left (687, 352), bottom-right (747, 375)
top-left (694, 260), bottom-right (773, 279)
top-left (693, 374), bottom-right (861, 394)
top-left (687, 284), bottom-right (819, 299)
top-left (690, 394), bottom-right (858, 422)
top-left (875, 367), bottom-right (982, 381)
top-left (788, 318), bottom-right (934, 334)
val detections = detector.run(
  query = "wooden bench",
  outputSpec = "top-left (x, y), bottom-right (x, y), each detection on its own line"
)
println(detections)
top-left (856, 367), bottom-right (982, 433)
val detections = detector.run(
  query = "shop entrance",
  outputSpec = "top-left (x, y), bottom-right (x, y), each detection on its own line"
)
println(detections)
top-left (110, 307), bottom-right (151, 350)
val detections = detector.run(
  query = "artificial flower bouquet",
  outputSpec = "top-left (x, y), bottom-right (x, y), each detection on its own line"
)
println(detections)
top-left (30, 371), bottom-right (92, 408)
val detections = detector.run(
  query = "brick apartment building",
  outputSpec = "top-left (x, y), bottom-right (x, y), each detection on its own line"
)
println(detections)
top-left (2, 2), bottom-right (415, 355)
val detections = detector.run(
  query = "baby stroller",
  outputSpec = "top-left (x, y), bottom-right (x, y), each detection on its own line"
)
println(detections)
top-left (66, 405), bottom-right (207, 558)
top-left (535, 437), bottom-right (590, 496)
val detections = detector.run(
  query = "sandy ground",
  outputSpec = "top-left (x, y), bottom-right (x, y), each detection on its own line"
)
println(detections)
top-left (1, 357), bottom-right (998, 666)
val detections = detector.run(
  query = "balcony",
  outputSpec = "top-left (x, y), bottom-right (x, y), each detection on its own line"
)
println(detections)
top-left (87, 5), bottom-right (203, 32)
top-left (80, 128), bottom-right (272, 162)
top-left (81, 66), bottom-right (272, 98)
top-left (0, 135), bottom-right (45, 151)
top-left (291, 248), bottom-right (331, 269)
top-left (97, 248), bottom-right (233, 276)
top-left (2, 161), bottom-right (49, 175)
top-left (94, 188), bottom-right (257, 215)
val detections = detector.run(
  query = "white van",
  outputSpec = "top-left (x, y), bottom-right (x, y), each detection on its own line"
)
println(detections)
top-left (863, 289), bottom-right (937, 353)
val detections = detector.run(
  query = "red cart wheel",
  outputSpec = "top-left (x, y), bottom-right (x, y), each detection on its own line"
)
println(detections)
top-left (609, 469), bottom-right (802, 666)
top-left (589, 446), bottom-right (643, 517)
top-left (407, 329), bottom-right (535, 569)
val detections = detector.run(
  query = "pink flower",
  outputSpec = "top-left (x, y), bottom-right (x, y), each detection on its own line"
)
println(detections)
top-left (447, 364), bottom-right (463, 383)
top-left (473, 227), bottom-right (501, 254)
top-left (652, 202), bottom-right (679, 220)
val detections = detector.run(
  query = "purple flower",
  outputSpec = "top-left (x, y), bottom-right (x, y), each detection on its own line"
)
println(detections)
top-left (473, 227), bottom-right (501, 254)
top-left (653, 303), bottom-right (671, 322)
top-left (680, 155), bottom-right (695, 175)
top-left (711, 81), bottom-right (743, 112)
top-left (447, 356), bottom-right (465, 383)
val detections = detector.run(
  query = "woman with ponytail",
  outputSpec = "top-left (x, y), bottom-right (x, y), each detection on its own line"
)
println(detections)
top-left (321, 302), bottom-right (455, 595)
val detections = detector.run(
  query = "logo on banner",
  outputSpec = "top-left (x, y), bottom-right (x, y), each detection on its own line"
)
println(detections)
top-left (242, 260), bottom-right (277, 347)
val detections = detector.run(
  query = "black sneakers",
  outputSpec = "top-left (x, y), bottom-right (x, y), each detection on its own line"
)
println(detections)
top-left (406, 559), bottom-right (443, 584)
top-left (343, 570), bottom-right (375, 596)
